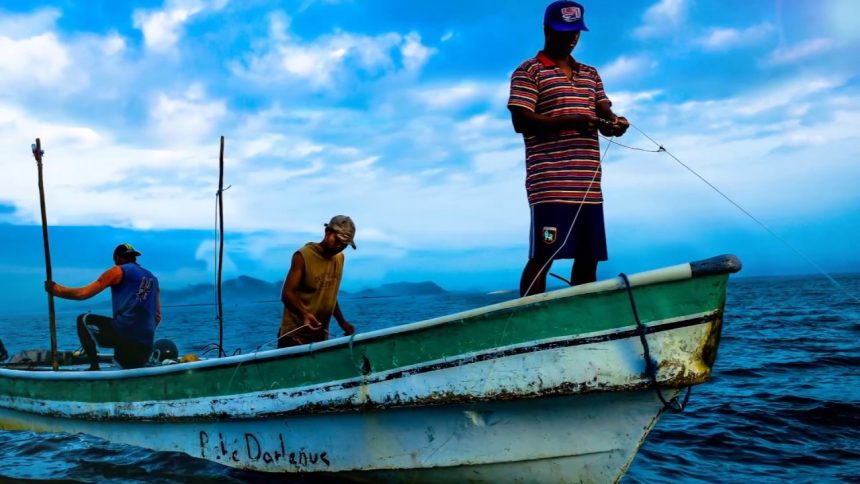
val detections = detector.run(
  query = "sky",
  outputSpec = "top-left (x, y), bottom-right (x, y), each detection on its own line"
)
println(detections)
top-left (1, 0), bottom-right (859, 311)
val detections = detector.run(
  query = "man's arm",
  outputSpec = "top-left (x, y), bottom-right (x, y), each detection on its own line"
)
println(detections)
top-left (509, 65), bottom-right (598, 136)
top-left (46, 266), bottom-right (122, 301)
top-left (280, 252), bottom-right (322, 330)
top-left (596, 100), bottom-right (629, 137)
top-left (509, 106), bottom-right (598, 136)
top-left (332, 301), bottom-right (354, 336)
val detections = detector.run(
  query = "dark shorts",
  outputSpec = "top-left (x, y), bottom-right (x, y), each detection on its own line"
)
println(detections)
top-left (81, 314), bottom-right (152, 369)
top-left (529, 203), bottom-right (608, 261)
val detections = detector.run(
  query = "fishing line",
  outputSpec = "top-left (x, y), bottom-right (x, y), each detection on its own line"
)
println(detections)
top-left (224, 323), bottom-right (322, 392)
top-left (599, 136), bottom-right (664, 153)
top-left (623, 122), bottom-right (860, 305)
top-left (473, 134), bottom-right (616, 406)
top-left (212, 185), bottom-right (233, 319)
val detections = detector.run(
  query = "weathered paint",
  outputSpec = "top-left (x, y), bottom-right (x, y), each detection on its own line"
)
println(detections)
top-left (0, 257), bottom-right (738, 480)
top-left (0, 390), bottom-right (680, 481)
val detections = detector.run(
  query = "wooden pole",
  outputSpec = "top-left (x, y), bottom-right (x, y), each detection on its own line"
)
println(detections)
top-left (216, 136), bottom-right (225, 357)
top-left (32, 138), bottom-right (59, 371)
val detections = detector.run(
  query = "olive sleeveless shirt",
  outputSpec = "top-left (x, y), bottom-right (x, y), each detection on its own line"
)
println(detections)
top-left (279, 242), bottom-right (344, 343)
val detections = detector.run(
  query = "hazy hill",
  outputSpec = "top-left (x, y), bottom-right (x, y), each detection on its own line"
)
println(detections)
top-left (161, 276), bottom-right (280, 305)
top-left (161, 277), bottom-right (446, 305)
top-left (352, 281), bottom-right (446, 298)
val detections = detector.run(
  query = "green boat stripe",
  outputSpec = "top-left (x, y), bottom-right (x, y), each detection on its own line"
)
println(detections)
top-left (0, 311), bottom-right (718, 422)
top-left (281, 311), bottom-right (718, 398)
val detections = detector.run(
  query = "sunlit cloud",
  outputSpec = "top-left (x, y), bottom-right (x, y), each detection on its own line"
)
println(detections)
top-left (230, 11), bottom-right (435, 89)
top-left (599, 55), bottom-right (658, 86)
top-left (764, 38), bottom-right (837, 65)
top-left (633, 0), bottom-right (689, 39)
top-left (132, 0), bottom-right (228, 54)
top-left (696, 22), bottom-right (775, 51)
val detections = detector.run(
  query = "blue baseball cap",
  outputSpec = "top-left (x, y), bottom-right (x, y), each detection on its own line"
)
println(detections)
top-left (544, 0), bottom-right (589, 32)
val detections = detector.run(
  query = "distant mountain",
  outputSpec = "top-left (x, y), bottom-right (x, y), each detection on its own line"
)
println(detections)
top-left (161, 276), bottom-right (280, 305)
top-left (161, 277), bottom-right (446, 305)
top-left (352, 281), bottom-right (446, 298)
top-left (225, 275), bottom-right (280, 299)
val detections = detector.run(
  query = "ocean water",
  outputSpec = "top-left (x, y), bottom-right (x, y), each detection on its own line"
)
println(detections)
top-left (0, 275), bottom-right (858, 483)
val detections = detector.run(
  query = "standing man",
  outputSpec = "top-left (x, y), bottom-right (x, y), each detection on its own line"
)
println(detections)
top-left (278, 215), bottom-right (356, 348)
top-left (45, 243), bottom-right (161, 370)
top-left (508, 0), bottom-right (629, 296)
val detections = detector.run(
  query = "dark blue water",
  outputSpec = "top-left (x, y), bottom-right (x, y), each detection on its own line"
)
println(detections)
top-left (1, 276), bottom-right (858, 482)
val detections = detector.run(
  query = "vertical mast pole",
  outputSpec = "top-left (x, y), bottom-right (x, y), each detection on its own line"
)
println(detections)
top-left (33, 138), bottom-right (59, 370)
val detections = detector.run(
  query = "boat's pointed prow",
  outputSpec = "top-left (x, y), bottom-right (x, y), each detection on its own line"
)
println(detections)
top-left (690, 254), bottom-right (742, 276)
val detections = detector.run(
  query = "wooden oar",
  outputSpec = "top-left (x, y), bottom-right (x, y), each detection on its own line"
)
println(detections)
top-left (32, 138), bottom-right (59, 371)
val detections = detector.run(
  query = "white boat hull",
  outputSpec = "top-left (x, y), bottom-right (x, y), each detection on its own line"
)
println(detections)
top-left (0, 389), bottom-right (674, 482)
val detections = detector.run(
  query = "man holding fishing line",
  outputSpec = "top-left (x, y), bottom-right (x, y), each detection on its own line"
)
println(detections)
top-left (45, 243), bottom-right (161, 370)
top-left (278, 215), bottom-right (356, 348)
top-left (508, 0), bottom-right (629, 296)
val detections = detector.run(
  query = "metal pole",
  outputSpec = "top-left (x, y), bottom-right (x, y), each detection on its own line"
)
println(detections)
top-left (33, 138), bottom-right (59, 371)
top-left (216, 136), bottom-right (225, 357)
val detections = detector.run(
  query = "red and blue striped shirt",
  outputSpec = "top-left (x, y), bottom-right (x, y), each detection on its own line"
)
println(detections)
top-left (508, 52), bottom-right (609, 206)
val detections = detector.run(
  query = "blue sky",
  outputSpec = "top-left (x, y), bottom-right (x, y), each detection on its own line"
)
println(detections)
top-left (1, 0), bottom-right (859, 310)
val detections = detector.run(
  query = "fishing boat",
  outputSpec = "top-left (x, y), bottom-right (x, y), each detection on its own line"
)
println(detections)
top-left (0, 254), bottom-right (740, 482)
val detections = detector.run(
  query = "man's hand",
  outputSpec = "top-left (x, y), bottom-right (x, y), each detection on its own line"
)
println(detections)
top-left (612, 116), bottom-right (629, 137)
top-left (44, 280), bottom-right (56, 295)
top-left (339, 320), bottom-right (355, 336)
top-left (568, 114), bottom-right (598, 132)
top-left (303, 312), bottom-right (323, 330)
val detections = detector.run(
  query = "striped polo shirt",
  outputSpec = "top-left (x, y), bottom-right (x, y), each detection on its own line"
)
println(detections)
top-left (508, 51), bottom-right (609, 206)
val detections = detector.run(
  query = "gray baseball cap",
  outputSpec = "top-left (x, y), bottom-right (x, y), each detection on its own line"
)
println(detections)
top-left (325, 215), bottom-right (356, 249)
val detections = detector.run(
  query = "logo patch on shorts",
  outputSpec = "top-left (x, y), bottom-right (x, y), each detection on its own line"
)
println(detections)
top-left (542, 227), bottom-right (557, 244)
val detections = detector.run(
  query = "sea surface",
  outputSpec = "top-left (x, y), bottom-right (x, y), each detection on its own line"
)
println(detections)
top-left (0, 274), bottom-right (858, 483)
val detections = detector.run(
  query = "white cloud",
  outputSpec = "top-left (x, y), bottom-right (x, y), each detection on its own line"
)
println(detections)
top-left (101, 32), bottom-right (127, 55)
top-left (599, 76), bottom-right (860, 237)
top-left (401, 32), bottom-right (435, 72)
top-left (194, 239), bottom-right (238, 274)
top-left (0, 10), bottom-right (136, 96)
top-left (414, 82), bottom-right (485, 110)
top-left (132, 0), bottom-right (227, 54)
top-left (696, 22), bottom-right (774, 51)
top-left (606, 90), bottom-right (663, 115)
top-left (675, 76), bottom-right (842, 119)
top-left (599, 56), bottom-right (658, 86)
top-left (232, 12), bottom-right (435, 89)
top-left (0, 8), bottom-right (60, 39)
top-left (765, 38), bottom-right (837, 66)
top-left (634, 0), bottom-right (688, 39)
top-left (0, 33), bottom-right (70, 88)
top-left (148, 85), bottom-right (228, 145)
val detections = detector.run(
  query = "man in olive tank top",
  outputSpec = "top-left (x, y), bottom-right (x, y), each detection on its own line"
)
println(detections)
top-left (278, 215), bottom-right (357, 348)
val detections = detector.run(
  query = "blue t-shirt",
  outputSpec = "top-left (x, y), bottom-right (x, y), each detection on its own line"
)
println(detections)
top-left (110, 263), bottom-right (159, 347)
